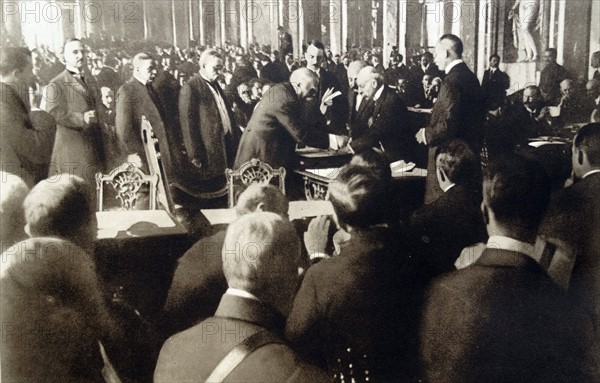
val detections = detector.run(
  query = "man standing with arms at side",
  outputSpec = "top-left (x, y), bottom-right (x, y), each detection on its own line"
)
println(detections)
top-left (416, 34), bottom-right (485, 204)
top-left (278, 26), bottom-right (294, 62)
top-left (42, 38), bottom-right (105, 182)
top-left (481, 54), bottom-right (510, 110)
top-left (178, 50), bottom-right (240, 210)
top-left (539, 48), bottom-right (570, 105)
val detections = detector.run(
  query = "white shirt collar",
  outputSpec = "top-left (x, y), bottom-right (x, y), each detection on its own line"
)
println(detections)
top-left (225, 288), bottom-right (260, 301)
top-left (134, 75), bottom-right (147, 85)
top-left (66, 65), bottom-right (82, 75)
top-left (583, 169), bottom-right (600, 179)
top-left (373, 85), bottom-right (385, 101)
top-left (443, 183), bottom-right (456, 193)
top-left (445, 59), bottom-right (463, 74)
top-left (487, 235), bottom-right (536, 258)
top-left (595, 95), bottom-right (600, 105)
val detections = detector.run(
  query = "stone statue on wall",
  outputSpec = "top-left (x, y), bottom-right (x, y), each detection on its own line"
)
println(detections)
top-left (508, 0), bottom-right (542, 62)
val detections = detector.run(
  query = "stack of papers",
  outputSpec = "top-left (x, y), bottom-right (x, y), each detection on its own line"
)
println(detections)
top-left (305, 168), bottom-right (341, 179)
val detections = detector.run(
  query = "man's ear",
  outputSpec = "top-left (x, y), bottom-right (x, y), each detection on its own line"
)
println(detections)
top-left (24, 223), bottom-right (32, 238)
top-left (439, 167), bottom-right (447, 182)
top-left (578, 149), bottom-right (584, 165)
top-left (254, 202), bottom-right (265, 212)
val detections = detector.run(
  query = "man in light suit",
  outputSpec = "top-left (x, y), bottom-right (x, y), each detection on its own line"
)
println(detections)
top-left (234, 68), bottom-right (330, 169)
top-left (351, 66), bottom-right (415, 162)
top-left (155, 212), bottom-right (329, 383)
top-left (540, 123), bottom-right (600, 380)
top-left (416, 34), bottom-right (485, 204)
top-left (420, 154), bottom-right (589, 383)
top-left (178, 49), bottom-right (240, 209)
top-left (42, 38), bottom-right (105, 182)
top-left (1, 47), bottom-right (55, 186)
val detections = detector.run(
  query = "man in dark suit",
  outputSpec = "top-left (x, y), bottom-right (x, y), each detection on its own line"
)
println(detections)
top-left (351, 66), bottom-right (415, 162)
top-left (481, 54), bottom-right (510, 110)
top-left (540, 123), bottom-right (600, 380)
top-left (234, 68), bottom-right (329, 169)
top-left (539, 48), bottom-right (570, 104)
top-left (116, 53), bottom-right (172, 173)
top-left (94, 54), bottom-right (121, 92)
top-left (42, 38), bottom-right (105, 182)
top-left (284, 52), bottom-right (299, 75)
top-left (278, 26), bottom-right (294, 61)
top-left (416, 34), bottom-right (486, 204)
top-left (347, 60), bottom-right (375, 140)
top-left (161, 184), bottom-right (289, 337)
top-left (178, 49), bottom-right (240, 208)
top-left (410, 139), bottom-right (487, 277)
top-left (304, 40), bottom-right (349, 136)
top-left (287, 165), bottom-right (424, 382)
top-left (420, 154), bottom-right (588, 383)
top-left (155, 212), bottom-right (329, 383)
top-left (1, 47), bottom-right (55, 186)
top-left (384, 53), bottom-right (410, 87)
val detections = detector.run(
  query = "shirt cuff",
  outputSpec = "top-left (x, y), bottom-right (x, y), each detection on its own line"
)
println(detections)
top-left (309, 252), bottom-right (330, 261)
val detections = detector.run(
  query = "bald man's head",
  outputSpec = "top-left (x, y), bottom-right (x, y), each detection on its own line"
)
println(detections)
top-left (347, 60), bottom-right (367, 90)
top-left (356, 66), bottom-right (383, 99)
top-left (290, 67), bottom-right (319, 100)
top-left (435, 34), bottom-right (463, 71)
top-left (560, 79), bottom-right (574, 99)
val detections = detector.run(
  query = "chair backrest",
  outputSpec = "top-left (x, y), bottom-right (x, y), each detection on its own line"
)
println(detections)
top-left (225, 159), bottom-right (286, 207)
top-left (141, 116), bottom-right (174, 212)
top-left (95, 163), bottom-right (159, 211)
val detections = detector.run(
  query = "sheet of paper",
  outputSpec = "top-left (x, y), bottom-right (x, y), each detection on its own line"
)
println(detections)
top-left (201, 201), bottom-right (335, 225)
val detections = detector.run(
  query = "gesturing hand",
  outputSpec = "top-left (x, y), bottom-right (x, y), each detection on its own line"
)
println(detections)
top-left (304, 215), bottom-right (331, 257)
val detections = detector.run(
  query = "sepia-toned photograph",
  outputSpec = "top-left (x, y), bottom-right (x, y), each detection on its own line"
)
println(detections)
top-left (1, 0), bottom-right (599, 382)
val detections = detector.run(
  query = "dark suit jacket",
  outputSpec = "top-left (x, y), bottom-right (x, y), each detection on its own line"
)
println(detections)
top-left (234, 82), bottom-right (328, 169)
top-left (424, 62), bottom-right (485, 203)
top-left (94, 66), bottom-right (122, 92)
top-left (42, 69), bottom-right (105, 181)
top-left (154, 295), bottom-right (329, 383)
top-left (410, 184), bottom-right (487, 277)
top-left (317, 68), bottom-right (350, 136)
top-left (481, 68), bottom-right (510, 109)
top-left (1, 82), bottom-right (55, 186)
top-left (286, 228), bottom-right (424, 382)
top-left (384, 65), bottom-right (410, 87)
top-left (540, 172), bottom-right (600, 374)
top-left (279, 32), bottom-right (294, 57)
top-left (420, 247), bottom-right (588, 383)
top-left (347, 91), bottom-right (375, 139)
top-left (539, 62), bottom-right (570, 104)
top-left (115, 79), bottom-right (172, 173)
top-left (161, 229), bottom-right (228, 337)
top-left (179, 75), bottom-right (240, 194)
top-left (351, 86), bottom-right (415, 162)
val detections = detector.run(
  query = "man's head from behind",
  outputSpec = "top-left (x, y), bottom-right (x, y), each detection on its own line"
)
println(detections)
top-left (23, 175), bottom-right (96, 250)
top-left (0, 47), bottom-right (33, 84)
top-left (586, 78), bottom-right (600, 100)
top-left (435, 139), bottom-right (481, 190)
top-left (482, 155), bottom-right (551, 242)
top-left (290, 67), bottom-right (319, 101)
top-left (0, 172), bottom-right (29, 249)
top-left (234, 184), bottom-right (289, 218)
top-left (572, 123), bottom-right (600, 179)
top-left (222, 212), bottom-right (300, 316)
top-left (434, 34), bottom-right (463, 71)
top-left (328, 164), bottom-right (390, 231)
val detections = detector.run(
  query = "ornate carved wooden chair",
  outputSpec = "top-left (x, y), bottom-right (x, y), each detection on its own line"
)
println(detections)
top-left (95, 163), bottom-right (159, 211)
top-left (141, 116), bottom-right (174, 212)
top-left (225, 159), bottom-right (286, 207)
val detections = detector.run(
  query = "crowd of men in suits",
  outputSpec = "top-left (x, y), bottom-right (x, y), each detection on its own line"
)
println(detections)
top-left (2, 32), bottom-right (600, 382)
